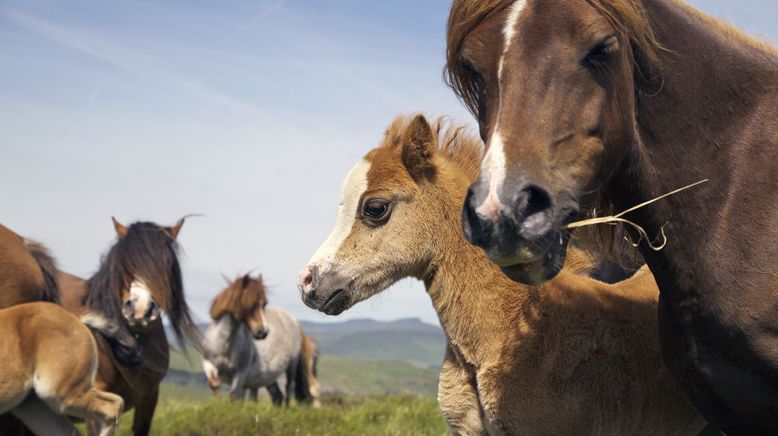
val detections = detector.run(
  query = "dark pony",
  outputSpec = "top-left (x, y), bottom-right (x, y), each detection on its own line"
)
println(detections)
top-left (83, 219), bottom-right (200, 365)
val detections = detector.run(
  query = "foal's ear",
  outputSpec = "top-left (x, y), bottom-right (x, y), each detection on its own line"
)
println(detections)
top-left (112, 216), bottom-right (128, 239)
top-left (241, 274), bottom-right (251, 290)
top-left (401, 115), bottom-right (437, 183)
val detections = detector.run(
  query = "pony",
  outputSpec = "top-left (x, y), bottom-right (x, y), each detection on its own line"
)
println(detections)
top-left (54, 217), bottom-right (200, 436)
top-left (0, 302), bottom-right (123, 436)
top-left (0, 224), bottom-right (59, 308)
top-left (444, 1), bottom-right (777, 432)
top-left (297, 114), bottom-right (704, 434)
top-left (202, 274), bottom-right (320, 407)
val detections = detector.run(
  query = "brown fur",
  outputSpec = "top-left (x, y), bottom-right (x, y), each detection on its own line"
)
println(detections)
top-left (0, 302), bottom-right (123, 436)
top-left (444, 0), bottom-right (778, 432)
top-left (300, 334), bottom-right (321, 408)
top-left (54, 218), bottom-right (197, 436)
top-left (210, 274), bottom-right (268, 329)
top-left (305, 115), bottom-right (704, 434)
top-left (0, 224), bottom-right (59, 308)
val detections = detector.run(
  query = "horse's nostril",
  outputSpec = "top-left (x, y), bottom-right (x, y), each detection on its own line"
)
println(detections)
top-left (462, 185), bottom-right (491, 247)
top-left (123, 299), bottom-right (133, 309)
top-left (515, 184), bottom-right (553, 218)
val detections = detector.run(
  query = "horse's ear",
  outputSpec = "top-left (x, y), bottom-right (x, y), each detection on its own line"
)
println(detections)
top-left (221, 272), bottom-right (231, 285)
top-left (112, 216), bottom-right (128, 239)
top-left (169, 217), bottom-right (185, 239)
top-left (241, 274), bottom-right (251, 290)
top-left (401, 114), bottom-right (437, 183)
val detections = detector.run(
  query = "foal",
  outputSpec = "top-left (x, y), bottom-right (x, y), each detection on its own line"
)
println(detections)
top-left (0, 302), bottom-right (123, 436)
top-left (298, 115), bottom-right (704, 434)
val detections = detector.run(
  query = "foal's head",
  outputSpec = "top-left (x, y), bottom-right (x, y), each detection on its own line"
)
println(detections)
top-left (446, 0), bottom-right (660, 283)
top-left (210, 274), bottom-right (270, 340)
top-left (84, 217), bottom-right (199, 346)
top-left (298, 115), bottom-right (482, 315)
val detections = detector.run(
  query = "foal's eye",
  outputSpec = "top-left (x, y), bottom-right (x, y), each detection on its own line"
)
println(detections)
top-left (584, 35), bottom-right (619, 66)
top-left (361, 198), bottom-right (392, 223)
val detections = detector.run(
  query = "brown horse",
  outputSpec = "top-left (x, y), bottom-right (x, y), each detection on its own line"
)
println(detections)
top-left (445, 1), bottom-right (777, 433)
top-left (298, 115), bottom-right (704, 434)
top-left (54, 217), bottom-right (200, 436)
top-left (0, 302), bottom-right (124, 436)
top-left (0, 224), bottom-right (59, 308)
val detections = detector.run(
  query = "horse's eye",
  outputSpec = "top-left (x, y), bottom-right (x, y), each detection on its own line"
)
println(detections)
top-left (362, 198), bottom-right (392, 223)
top-left (584, 35), bottom-right (619, 66)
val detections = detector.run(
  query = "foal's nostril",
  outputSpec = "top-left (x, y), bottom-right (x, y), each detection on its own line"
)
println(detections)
top-left (123, 299), bottom-right (133, 310)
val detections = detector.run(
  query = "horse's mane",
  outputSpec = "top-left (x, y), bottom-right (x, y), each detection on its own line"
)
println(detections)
top-left (83, 221), bottom-right (200, 349)
top-left (445, 0), bottom-right (665, 116)
top-left (210, 274), bottom-right (268, 322)
top-left (382, 115), bottom-right (484, 183)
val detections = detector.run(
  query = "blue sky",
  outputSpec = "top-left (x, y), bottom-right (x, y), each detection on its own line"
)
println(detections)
top-left (1, 0), bottom-right (775, 326)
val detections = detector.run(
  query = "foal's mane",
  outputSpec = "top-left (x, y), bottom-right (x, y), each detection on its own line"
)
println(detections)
top-left (383, 115), bottom-right (484, 183)
top-left (83, 221), bottom-right (200, 348)
top-left (210, 274), bottom-right (268, 322)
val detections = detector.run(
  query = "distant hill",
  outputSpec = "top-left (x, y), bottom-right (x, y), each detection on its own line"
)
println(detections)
top-left (300, 318), bottom-right (445, 369)
top-left (167, 317), bottom-right (445, 397)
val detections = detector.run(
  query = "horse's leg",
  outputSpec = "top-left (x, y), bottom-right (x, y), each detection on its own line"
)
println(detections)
top-left (284, 358), bottom-right (298, 407)
top-left (52, 388), bottom-right (124, 436)
top-left (266, 383), bottom-right (284, 406)
top-left (438, 345), bottom-right (485, 435)
top-left (12, 395), bottom-right (79, 436)
top-left (131, 387), bottom-right (159, 436)
top-left (248, 388), bottom-right (258, 402)
top-left (229, 372), bottom-right (248, 401)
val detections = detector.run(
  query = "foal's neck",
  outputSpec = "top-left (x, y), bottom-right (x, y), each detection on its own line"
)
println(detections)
top-left (423, 218), bottom-right (535, 363)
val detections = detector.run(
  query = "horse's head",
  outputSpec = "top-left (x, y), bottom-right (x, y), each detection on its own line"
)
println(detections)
top-left (446, 0), bottom-right (659, 283)
top-left (85, 217), bottom-right (200, 351)
top-left (210, 274), bottom-right (270, 340)
top-left (298, 114), bottom-right (483, 315)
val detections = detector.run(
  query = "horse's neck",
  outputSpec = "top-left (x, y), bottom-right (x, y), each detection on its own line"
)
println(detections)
top-left (613, 0), bottom-right (777, 282)
top-left (424, 231), bottom-right (535, 364)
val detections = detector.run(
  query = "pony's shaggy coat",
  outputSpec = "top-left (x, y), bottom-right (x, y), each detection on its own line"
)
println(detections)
top-left (303, 115), bottom-right (704, 434)
top-left (0, 224), bottom-right (59, 308)
top-left (203, 275), bottom-right (320, 407)
top-left (0, 303), bottom-right (123, 436)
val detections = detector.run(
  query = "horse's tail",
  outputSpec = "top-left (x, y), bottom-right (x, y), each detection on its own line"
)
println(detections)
top-left (23, 239), bottom-right (59, 304)
top-left (295, 333), bottom-right (321, 407)
top-left (81, 312), bottom-right (142, 367)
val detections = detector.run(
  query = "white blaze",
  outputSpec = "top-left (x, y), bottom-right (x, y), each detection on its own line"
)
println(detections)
top-left (308, 158), bottom-right (371, 268)
top-left (128, 279), bottom-right (155, 320)
top-left (483, 0), bottom-right (529, 219)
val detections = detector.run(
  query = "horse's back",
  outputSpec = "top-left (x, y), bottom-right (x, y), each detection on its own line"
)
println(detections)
top-left (56, 271), bottom-right (87, 314)
top-left (0, 225), bottom-right (46, 308)
top-left (255, 307), bottom-right (304, 375)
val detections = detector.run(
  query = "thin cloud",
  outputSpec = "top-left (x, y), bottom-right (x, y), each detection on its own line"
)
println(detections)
top-left (2, 9), bottom-right (284, 122)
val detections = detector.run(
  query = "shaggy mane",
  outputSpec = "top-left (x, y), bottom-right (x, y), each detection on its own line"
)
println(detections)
top-left (210, 274), bottom-right (268, 322)
top-left (382, 115), bottom-right (484, 183)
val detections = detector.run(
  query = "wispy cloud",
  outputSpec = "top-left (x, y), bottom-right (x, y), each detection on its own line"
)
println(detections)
top-left (2, 9), bottom-right (283, 122)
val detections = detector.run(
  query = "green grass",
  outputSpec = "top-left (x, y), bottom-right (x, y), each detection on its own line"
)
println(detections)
top-left (116, 396), bottom-right (447, 436)
top-left (167, 349), bottom-right (440, 397)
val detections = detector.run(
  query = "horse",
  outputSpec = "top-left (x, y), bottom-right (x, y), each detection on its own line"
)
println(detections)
top-left (297, 114), bottom-right (704, 434)
top-left (50, 217), bottom-right (200, 436)
top-left (202, 274), bottom-right (321, 407)
top-left (0, 224), bottom-right (59, 308)
top-left (0, 302), bottom-right (124, 436)
top-left (444, 1), bottom-right (777, 433)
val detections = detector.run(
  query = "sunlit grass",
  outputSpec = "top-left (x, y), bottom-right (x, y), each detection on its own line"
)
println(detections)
top-left (116, 395), bottom-right (447, 436)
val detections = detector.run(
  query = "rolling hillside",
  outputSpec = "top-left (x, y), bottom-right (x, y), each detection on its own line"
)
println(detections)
top-left (166, 317), bottom-right (445, 397)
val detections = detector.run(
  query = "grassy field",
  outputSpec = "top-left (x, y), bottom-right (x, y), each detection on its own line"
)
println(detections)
top-left (115, 395), bottom-right (447, 435)
top-left (169, 350), bottom-right (440, 396)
